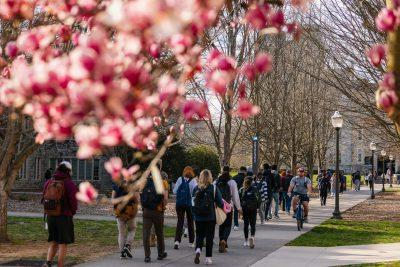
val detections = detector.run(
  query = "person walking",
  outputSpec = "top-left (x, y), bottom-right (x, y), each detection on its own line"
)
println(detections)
top-left (232, 166), bottom-right (246, 231)
top-left (262, 163), bottom-right (273, 220)
top-left (240, 177), bottom-right (260, 249)
top-left (42, 162), bottom-right (78, 267)
top-left (173, 166), bottom-right (197, 249)
top-left (318, 170), bottom-right (330, 206)
top-left (281, 170), bottom-right (293, 214)
top-left (141, 161), bottom-right (169, 263)
top-left (214, 166), bottom-right (242, 253)
top-left (331, 172), bottom-right (337, 196)
top-left (112, 178), bottom-right (139, 259)
top-left (269, 165), bottom-right (281, 219)
top-left (192, 169), bottom-right (223, 265)
top-left (253, 173), bottom-right (268, 224)
top-left (340, 171), bottom-right (346, 193)
top-left (353, 171), bottom-right (361, 191)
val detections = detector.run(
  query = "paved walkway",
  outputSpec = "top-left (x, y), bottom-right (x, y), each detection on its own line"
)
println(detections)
top-left (76, 187), bottom-right (376, 267)
top-left (253, 243), bottom-right (400, 267)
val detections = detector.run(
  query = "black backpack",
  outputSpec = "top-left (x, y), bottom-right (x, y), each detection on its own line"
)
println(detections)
top-left (241, 186), bottom-right (259, 211)
top-left (193, 186), bottom-right (214, 216)
top-left (140, 178), bottom-right (163, 210)
top-left (217, 179), bottom-right (231, 202)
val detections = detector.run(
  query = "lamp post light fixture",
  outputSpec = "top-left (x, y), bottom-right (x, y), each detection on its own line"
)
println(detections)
top-left (381, 150), bottom-right (387, 192)
top-left (370, 142), bottom-right (377, 199)
top-left (389, 155), bottom-right (394, 188)
top-left (331, 111), bottom-right (343, 219)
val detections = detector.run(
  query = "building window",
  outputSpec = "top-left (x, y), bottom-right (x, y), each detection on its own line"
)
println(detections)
top-left (49, 158), bottom-right (101, 180)
top-left (34, 157), bottom-right (41, 179)
top-left (19, 160), bottom-right (28, 179)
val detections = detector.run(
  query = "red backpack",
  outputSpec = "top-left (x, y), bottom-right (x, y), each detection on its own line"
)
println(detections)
top-left (43, 179), bottom-right (65, 216)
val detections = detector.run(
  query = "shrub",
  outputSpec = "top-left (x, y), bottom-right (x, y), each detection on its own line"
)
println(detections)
top-left (186, 145), bottom-right (220, 179)
top-left (162, 142), bottom-right (188, 183)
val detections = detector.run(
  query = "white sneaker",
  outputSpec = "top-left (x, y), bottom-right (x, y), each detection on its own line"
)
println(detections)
top-left (249, 237), bottom-right (255, 249)
top-left (260, 221), bottom-right (266, 225)
top-left (233, 226), bottom-right (239, 231)
top-left (205, 257), bottom-right (213, 265)
top-left (184, 228), bottom-right (188, 238)
top-left (243, 240), bottom-right (249, 247)
top-left (174, 241), bottom-right (179, 250)
top-left (189, 243), bottom-right (195, 248)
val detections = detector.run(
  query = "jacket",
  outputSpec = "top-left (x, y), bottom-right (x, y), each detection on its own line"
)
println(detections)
top-left (253, 180), bottom-right (268, 202)
top-left (192, 184), bottom-right (223, 222)
top-left (270, 171), bottom-right (281, 193)
top-left (263, 169), bottom-right (273, 192)
top-left (43, 171), bottom-right (78, 216)
top-left (232, 173), bottom-right (245, 190)
top-left (281, 175), bottom-right (293, 192)
top-left (213, 175), bottom-right (242, 210)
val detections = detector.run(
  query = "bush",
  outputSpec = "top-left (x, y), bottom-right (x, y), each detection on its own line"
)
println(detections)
top-left (162, 142), bottom-right (188, 183)
top-left (186, 145), bottom-right (220, 179)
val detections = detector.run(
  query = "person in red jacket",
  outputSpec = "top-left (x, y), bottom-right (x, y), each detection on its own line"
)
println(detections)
top-left (42, 161), bottom-right (78, 267)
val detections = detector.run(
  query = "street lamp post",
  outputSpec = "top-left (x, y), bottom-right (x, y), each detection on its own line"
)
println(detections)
top-left (381, 150), bottom-right (387, 192)
top-left (390, 155), bottom-right (394, 188)
top-left (370, 142), bottom-right (377, 199)
top-left (331, 111), bottom-right (343, 219)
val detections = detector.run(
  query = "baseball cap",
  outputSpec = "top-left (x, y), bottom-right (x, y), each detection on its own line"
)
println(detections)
top-left (298, 167), bottom-right (305, 172)
top-left (60, 161), bottom-right (72, 171)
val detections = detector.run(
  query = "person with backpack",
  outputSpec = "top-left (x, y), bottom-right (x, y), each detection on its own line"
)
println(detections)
top-left (353, 171), bottom-right (361, 191)
top-left (214, 166), bottom-right (242, 253)
top-left (173, 166), bottom-right (197, 249)
top-left (192, 169), bottom-right (223, 265)
top-left (281, 170), bottom-right (293, 215)
top-left (262, 163), bottom-right (273, 220)
top-left (268, 165), bottom-right (281, 219)
top-left (42, 162), bottom-right (78, 267)
top-left (112, 178), bottom-right (140, 259)
top-left (232, 166), bottom-right (246, 231)
top-left (318, 170), bottom-right (330, 206)
top-left (253, 173), bottom-right (268, 224)
top-left (240, 177), bottom-right (260, 249)
top-left (141, 161), bottom-right (169, 263)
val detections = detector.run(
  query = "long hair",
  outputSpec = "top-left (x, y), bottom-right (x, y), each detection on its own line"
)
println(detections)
top-left (198, 169), bottom-right (213, 189)
top-left (243, 177), bottom-right (252, 191)
top-left (183, 166), bottom-right (195, 179)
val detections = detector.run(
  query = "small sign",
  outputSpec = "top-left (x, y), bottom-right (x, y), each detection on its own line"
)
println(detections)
top-left (252, 136), bottom-right (260, 175)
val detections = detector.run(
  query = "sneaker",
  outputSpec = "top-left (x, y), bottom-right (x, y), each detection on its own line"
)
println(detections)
top-left (144, 257), bottom-right (151, 263)
top-left (194, 252), bottom-right (200, 264)
top-left (205, 257), bottom-right (213, 265)
top-left (120, 249), bottom-right (127, 259)
top-left (286, 211), bottom-right (290, 215)
top-left (243, 240), bottom-right (249, 247)
top-left (124, 244), bottom-right (132, 258)
top-left (233, 226), bottom-right (239, 231)
top-left (274, 214), bottom-right (280, 219)
top-left (42, 261), bottom-right (52, 267)
top-left (174, 241), bottom-right (180, 250)
top-left (304, 217), bottom-right (309, 223)
top-left (249, 237), bottom-right (255, 249)
top-left (260, 221), bottom-right (266, 225)
top-left (219, 240), bottom-right (227, 253)
top-left (189, 243), bottom-right (195, 248)
top-left (184, 228), bottom-right (188, 238)
top-left (157, 252), bottom-right (167, 260)
top-left (267, 215), bottom-right (272, 220)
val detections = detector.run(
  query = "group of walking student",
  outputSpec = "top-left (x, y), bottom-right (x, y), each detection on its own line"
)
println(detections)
top-left (41, 160), bottom-right (312, 267)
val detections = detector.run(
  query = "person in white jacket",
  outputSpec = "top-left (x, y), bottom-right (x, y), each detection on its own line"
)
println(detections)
top-left (213, 166), bottom-right (242, 253)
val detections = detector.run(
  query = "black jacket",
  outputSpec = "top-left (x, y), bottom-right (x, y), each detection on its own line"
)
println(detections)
top-left (263, 169), bottom-right (273, 192)
top-left (233, 173), bottom-right (245, 189)
top-left (270, 172), bottom-right (281, 193)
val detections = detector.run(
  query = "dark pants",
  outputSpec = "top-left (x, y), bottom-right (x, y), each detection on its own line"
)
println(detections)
top-left (195, 221), bottom-right (216, 257)
top-left (143, 209), bottom-right (165, 258)
top-left (265, 193), bottom-right (272, 218)
top-left (219, 211), bottom-right (232, 242)
top-left (175, 206), bottom-right (194, 243)
top-left (320, 188), bottom-right (328, 205)
top-left (233, 207), bottom-right (239, 227)
top-left (282, 192), bottom-right (291, 212)
top-left (243, 209), bottom-right (257, 239)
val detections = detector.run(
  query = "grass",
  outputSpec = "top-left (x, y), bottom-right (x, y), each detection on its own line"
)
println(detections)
top-left (342, 261), bottom-right (400, 267)
top-left (4, 216), bottom-right (175, 263)
top-left (288, 219), bottom-right (400, 247)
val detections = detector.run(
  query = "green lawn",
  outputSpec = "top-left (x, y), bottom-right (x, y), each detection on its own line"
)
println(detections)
top-left (342, 261), bottom-right (400, 267)
top-left (288, 219), bottom-right (400, 247)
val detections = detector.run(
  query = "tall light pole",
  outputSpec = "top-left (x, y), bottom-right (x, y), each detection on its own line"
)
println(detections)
top-left (370, 142), bottom-right (377, 199)
top-left (389, 155), bottom-right (394, 188)
top-left (381, 150), bottom-right (387, 192)
top-left (331, 111), bottom-right (343, 219)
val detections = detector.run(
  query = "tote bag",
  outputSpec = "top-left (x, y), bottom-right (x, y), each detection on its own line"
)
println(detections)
top-left (214, 185), bottom-right (227, 225)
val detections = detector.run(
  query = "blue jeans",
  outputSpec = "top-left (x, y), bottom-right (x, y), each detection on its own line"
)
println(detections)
top-left (282, 192), bottom-right (292, 212)
top-left (268, 193), bottom-right (279, 217)
top-left (234, 207), bottom-right (239, 227)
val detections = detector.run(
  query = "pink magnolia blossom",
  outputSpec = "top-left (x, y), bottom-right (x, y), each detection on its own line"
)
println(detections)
top-left (182, 100), bottom-right (208, 122)
top-left (75, 125), bottom-right (102, 158)
top-left (379, 73), bottom-right (396, 91)
top-left (5, 42), bottom-right (18, 58)
top-left (254, 53), bottom-right (273, 74)
top-left (205, 70), bottom-right (233, 95)
top-left (291, 0), bottom-right (313, 10)
top-left (376, 8), bottom-right (398, 32)
top-left (269, 11), bottom-right (285, 29)
top-left (99, 119), bottom-right (124, 146)
top-left (241, 63), bottom-right (257, 81)
top-left (245, 4), bottom-right (267, 30)
top-left (236, 100), bottom-right (260, 119)
top-left (0, 0), bottom-right (36, 20)
top-left (76, 182), bottom-right (98, 204)
top-left (376, 89), bottom-right (398, 111)
top-left (366, 44), bottom-right (387, 67)
top-left (105, 157), bottom-right (123, 180)
top-left (121, 165), bottom-right (140, 180)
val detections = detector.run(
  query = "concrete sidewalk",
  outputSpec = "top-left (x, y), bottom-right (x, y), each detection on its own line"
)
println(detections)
top-left (77, 187), bottom-right (376, 267)
top-left (252, 242), bottom-right (400, 267)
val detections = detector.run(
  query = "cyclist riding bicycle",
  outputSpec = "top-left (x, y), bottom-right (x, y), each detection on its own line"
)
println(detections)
top-left (288, 167), bottom-right (312, 223)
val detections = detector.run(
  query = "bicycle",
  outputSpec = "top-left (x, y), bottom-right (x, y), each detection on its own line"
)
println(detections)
top-left (294, 194), bottom-right (307, 231)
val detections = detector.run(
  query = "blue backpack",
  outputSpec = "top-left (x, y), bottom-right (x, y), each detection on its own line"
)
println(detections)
top-left (176, 177), bottom-right (192, 207)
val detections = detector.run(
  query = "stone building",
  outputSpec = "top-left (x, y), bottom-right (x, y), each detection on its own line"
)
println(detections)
top-left (13, 140), bottom-right (112, 192)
